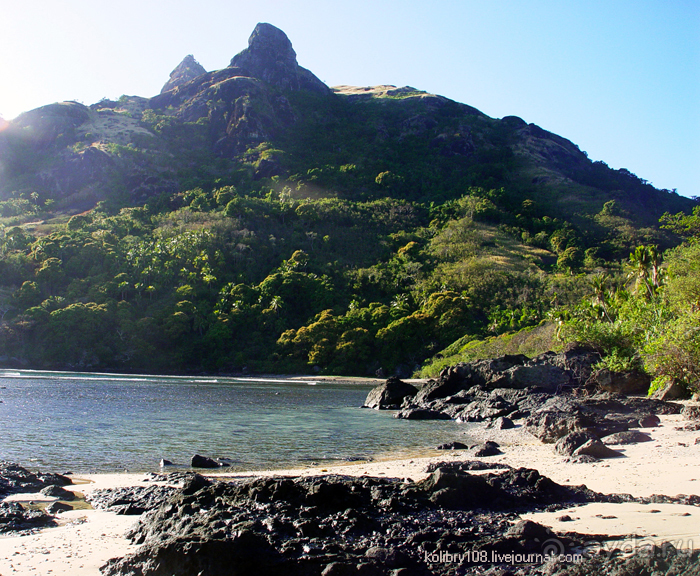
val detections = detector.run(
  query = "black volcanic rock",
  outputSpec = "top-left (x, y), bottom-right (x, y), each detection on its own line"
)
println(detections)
top-left (229, 23), bottom-right (329, 94)
top-left (100, 469), bottom-right (618, 576)
top-left (363, 377), bottom-right (418, 409)
top-left (0, 462), bottom-right (72, 498)
top-left (0, 501), bottom-right (55, 533)
top-left (161, 55), bottom-right (207, 93)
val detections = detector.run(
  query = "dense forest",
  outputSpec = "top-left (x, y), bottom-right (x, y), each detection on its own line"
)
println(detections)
top-left (0, 24), bottom-right (697, 394)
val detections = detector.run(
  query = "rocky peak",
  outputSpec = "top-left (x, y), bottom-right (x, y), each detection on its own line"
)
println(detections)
top-left (229, 23), bottom-right (329, 94)
top-left (161, 55), bottom-right (207, 94)
top-left (232, 23), bottom-right (297, 69)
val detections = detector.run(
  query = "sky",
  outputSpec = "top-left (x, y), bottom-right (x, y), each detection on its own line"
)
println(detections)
top-left (1, 0), bottom-right (698, 198)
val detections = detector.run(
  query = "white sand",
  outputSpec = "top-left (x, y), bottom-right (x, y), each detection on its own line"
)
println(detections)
top-left (1, 410), bottom-right (699, 574)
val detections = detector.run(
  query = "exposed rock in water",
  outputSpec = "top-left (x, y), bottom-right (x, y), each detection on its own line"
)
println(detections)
top-left (363, 377), bottom-right (417, 409)
top-left (191, 454), bottom-right (230, 468)
top-left (368, 347), bottom-right (681, 438)
top-left (436, 441), bottom-right (469, 450)
top-left (46, 501), bottom-right (73, 514)
top-left (395, 407), bottom-right (451, 420)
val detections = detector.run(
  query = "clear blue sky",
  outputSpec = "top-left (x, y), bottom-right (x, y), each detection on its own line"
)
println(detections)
top-left (1, 0), bottom-right (698, 198)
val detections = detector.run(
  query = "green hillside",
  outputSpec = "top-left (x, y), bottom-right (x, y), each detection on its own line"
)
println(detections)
top-left (0, 23), bottom-right (696, 377)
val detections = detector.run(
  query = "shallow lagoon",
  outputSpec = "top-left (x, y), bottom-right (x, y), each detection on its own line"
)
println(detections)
top-left (0, 370), bottom-right (466, 473)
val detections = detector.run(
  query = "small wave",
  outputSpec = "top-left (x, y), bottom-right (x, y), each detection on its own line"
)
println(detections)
top-left (231, 377), bottom-right (319, 385)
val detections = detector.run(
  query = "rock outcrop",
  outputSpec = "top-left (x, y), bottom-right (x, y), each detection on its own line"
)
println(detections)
top-left (161, 55), bottom-right (207, 94)
top-left (100, 468), bottom-right (621, 576)
top-left (363, 377), bottom-right (418, 409)
top-left (364, 347), bottom-right (683, 450)
top-left (0, 461), bottom-right (72, 498)
top-left (229, 23), bottom-right (329, 94)
top-left (0, 462), bottom-right (72, 532)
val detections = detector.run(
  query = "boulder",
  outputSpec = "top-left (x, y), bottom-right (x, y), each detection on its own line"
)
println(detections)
top-left (637, 414), bottom-right (661, 428)
top-left (573, 439), bottom-right (623, 459)
top-left (603, 431), bottom-right (652, 445)
top-left (417, 468), bottom-right (498, 509)
top-left (363, 377), bottom-right (418, 410)
top-left (682, 404), bottom-right (700, 421)
top-left (40, 485), bottom-right (75, 501)
top-left (0, 462), bottom-right (72, 498)
top-left (568, 454), bottom-right (601, 464)
top-left (0, 501), bottom-right (55, 533)
top-left (413, 378), bottom-right (467, 404)
top-left (364, 546), bottom-right (409, 567)
top-left (652, 380), bottom-right (690, 400)
top-left (489, 363), bottom-right (571, 393)
top-left (505, 519), bottom-right (554, 542)
top-left (488, 416), bottom-right (515, 430)
top-left (46, 501), bottom-right (73, 514)
top-left (582, 418), bottom-right (629, 438)
top-left (525, 409), bottom-right (588, 444)
top-left (191, 454), bottom-right (226, 469)
top-left (87, 484), bottom-right (178, 513)
top-left (555, 431), bottom-right (600, 456)
top-left (394, 408), bottom-right (451, 420)
top-left (592, 369), bottom-right (651, 396)
top-left (436, 442), bottom-right (470, 450)
top-left (321, 563), bottom-right (355, 576)
top-left (546, 343), bottom-right (601, 385)
top-left (474, 441), bottom-right (501, 457)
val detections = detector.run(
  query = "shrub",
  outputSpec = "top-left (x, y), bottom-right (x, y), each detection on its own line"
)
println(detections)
top-left (644, 312), bottom-right (700, 393)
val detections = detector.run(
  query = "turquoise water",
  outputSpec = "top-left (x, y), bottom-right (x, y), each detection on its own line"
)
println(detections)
top-left (0, 370), bottom-right (466, 473)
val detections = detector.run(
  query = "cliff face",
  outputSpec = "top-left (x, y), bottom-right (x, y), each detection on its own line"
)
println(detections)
top-left (0, 23), bottom-right (691, 223)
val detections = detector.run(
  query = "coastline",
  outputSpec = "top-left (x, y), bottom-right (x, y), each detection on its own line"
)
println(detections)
top-left (1, 410), bottom-right (699, 575)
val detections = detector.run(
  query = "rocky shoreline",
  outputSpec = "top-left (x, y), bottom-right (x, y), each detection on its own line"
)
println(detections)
top-left (87, 458), bottom-right (700, 576)
top-left (2, 345), bottom-right (700, 575)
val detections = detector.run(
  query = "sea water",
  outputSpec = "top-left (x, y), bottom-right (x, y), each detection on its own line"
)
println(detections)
top-left (0, 370), bottom-right (466, 473)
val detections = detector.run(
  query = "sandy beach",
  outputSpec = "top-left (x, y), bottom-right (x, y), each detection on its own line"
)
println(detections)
top-left (1, 410), bottom-right (699, 575)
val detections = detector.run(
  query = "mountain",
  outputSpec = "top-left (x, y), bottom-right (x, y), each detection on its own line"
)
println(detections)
top-left (0, 23), bottom-right (691, 221)
top-left (0, 23), bottom-right (696, 375)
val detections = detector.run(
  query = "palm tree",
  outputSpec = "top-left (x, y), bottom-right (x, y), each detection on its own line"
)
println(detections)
top-left (269, 296), bottom-right (284, 315)
top-left (589, 273), bottom-right (614, 322)
top-left (628, 245), bottom-right (662, 299)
